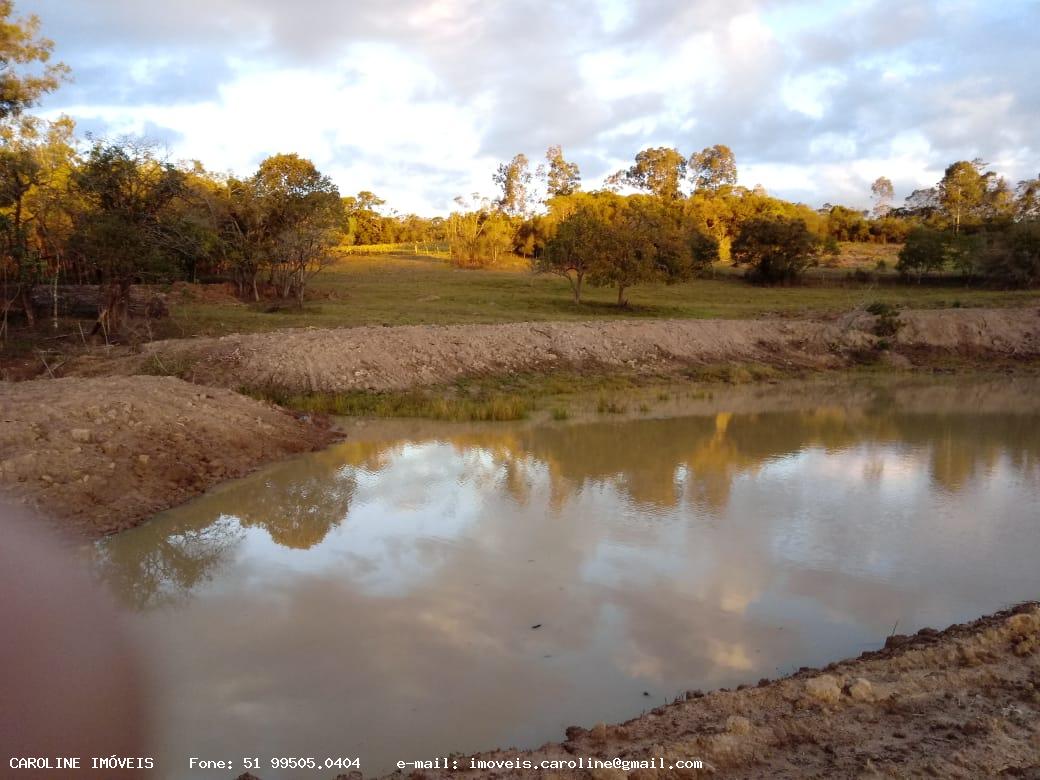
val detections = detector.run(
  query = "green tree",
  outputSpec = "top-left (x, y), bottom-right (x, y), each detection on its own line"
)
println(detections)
top-left (731, 216), bottom-right (821, 283)
top-left (587, 196), bottom-right (711, 305)
top-left (538, 193), bottom-right (620, 303)
top-left (939, 160), bottom-right (986, 233)
top-left (689, 145), bottom-right (737, 192)
top-left (608, 147), bottom-right (687, 200)
top-left (342, 190), bottom-right (387, 245)
top-left (543, 144), bottom-right (580, 197)
top-left (825, 205), bottom-right (869, 241)
top-left (250, 153), bottom-right (343, 306)
top-left (69, 141), bottom-right (188, 334)
top-left (0, 0), bottom-right (69, 123)
top-left (896, 226), bottom-right (951, 281)
top-left (981, 174), bottom-right (1016, 225)
top-left (979, 221), bottom-right (1040, 288)
top-left (447, 197), bottom-right (516, 268)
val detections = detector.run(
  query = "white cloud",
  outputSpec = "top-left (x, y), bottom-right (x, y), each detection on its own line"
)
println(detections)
top-left (26, 0), bottom-right (1040, 213)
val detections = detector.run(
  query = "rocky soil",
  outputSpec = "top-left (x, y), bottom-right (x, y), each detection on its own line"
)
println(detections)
top-left (376, 604), bottom-right (1040, 779)
top-left (71, 307), bottom-right (1040, 394)
top-left (0, 375), bottom-right (336, 538)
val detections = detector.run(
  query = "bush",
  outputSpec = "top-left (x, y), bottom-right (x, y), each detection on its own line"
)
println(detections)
top-left (864, 302), bottom-right (902, 340)
top-left (731, 217), bottom-right (822, 283)
top-left (897, 226), bottom-right (949, 279)
top-left (979, 222), bottom-right (1040, 287)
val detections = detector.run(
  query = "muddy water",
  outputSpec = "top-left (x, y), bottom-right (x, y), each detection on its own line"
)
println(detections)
top-left (93, 378), bottom-right (1040, 779)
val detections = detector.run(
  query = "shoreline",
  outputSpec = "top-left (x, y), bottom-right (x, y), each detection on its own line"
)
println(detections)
top-left (4, 368), bottom-right (1040, 541)
top-left (369, 602), bottom-right (1040, 779)
top-left (67, 307), bottom-right (1040, 395)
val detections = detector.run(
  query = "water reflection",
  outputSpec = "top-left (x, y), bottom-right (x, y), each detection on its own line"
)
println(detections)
top-left (92, 378), bottom-right (1040, 778)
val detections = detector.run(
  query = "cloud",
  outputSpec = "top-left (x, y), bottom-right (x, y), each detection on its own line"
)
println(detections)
top-left (24, 0), bottom-right (1040, 213)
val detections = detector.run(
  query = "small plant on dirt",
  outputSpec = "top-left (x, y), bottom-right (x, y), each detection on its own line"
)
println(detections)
top-left (597, 396), bottom-right (627, 414)
top-left (550, 407), bottom-right (570, 421)
top-left (865, 301), bottom-right (903, 340)
top-left (140, 350), bottom-right (197, 378)
top-left (865, 301), bottom-right (897, 316)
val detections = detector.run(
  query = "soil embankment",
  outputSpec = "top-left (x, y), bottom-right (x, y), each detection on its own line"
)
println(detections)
top-left (377, 604), bottom-right (1040, 779)
top-left (0, 375), bottom-right (335, 538)
top-left (75, 307), bottom-right (1040, 394)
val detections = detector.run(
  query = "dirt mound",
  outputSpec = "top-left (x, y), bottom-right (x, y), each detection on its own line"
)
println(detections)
top-left (0, 376), bottom-right (336, 539)
top-left (71, 307), bottom-right (1040, 394)
top-left (378, 604), bottom-right (1040, 779)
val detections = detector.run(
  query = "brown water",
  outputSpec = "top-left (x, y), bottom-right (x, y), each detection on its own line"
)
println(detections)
top-left (93, 378), bottom-right (1040, 779)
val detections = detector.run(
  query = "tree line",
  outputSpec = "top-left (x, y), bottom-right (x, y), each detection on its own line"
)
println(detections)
top-left (430, 144), bottom-right (1038, 302)
top-left (2, 0), bottom-right (1038, 338)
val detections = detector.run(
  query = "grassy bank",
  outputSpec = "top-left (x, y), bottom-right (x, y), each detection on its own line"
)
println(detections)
top-left (159, 249), bottom-right (1040, 339)
top-left (245, 365), bottom-right (796, 422)
top-left (246, 354), bottom-right (1040, 423)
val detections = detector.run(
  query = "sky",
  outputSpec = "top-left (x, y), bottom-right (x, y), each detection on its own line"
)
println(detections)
top-left (23, 0), bottom-right (1040, 215)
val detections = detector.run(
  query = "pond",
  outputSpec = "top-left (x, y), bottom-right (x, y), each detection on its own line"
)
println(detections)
top-left (92, 377), bottom-right (1040, 779)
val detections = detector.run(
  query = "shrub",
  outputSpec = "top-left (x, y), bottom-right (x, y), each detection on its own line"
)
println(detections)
top-left (866, 301), bottom-right (902, 339)
top-left (731, 217), bottom-right (822, 283)
top-left (897, 226), bottom-right (949, 279)
top-left (979, 222), bottom-right (1040, 287)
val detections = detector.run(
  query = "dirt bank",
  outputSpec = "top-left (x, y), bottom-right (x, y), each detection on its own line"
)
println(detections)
top-left (0, 376), bottom-right (336, 539)
top-left (73, 307), bottom-right (1040, 394)
top-left (374, 603), bottom-right (1040, 779)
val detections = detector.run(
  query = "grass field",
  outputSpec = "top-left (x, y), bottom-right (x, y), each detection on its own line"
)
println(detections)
top-left (160, 245), bottom-right (1040, 339)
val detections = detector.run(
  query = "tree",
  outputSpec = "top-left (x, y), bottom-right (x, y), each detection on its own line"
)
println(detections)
top-left (587, 197), bottom-right (710, 305)
top-left (539, 206), bottom-right (602, 303)
top-left (538, 193), bottom-right (620, 303)
top-left (543, 144), bottom-right (580, 197)
top-left (0, 0), bottom-right (69, 123)
top-left (342, 190), bottom-right (387, 245)
top-left (250, 153), bottom-right (343, 306)
top-left (825, 205), bottom-right (870, 242)
top-left (689, 145), bottom-right (737, 192)
top-left (896, 226), bottom-right (951, 281)
top-left (900, 187), bottom-right (940, 219)
top-left (982, 174), bottom-right (1016, 225)
top-left (69, 140), bottom-right (188, 334)
top-left (979, 221), bottom-right (1040, 288)
top-left (1016, 176), bottom-right (1040, 220)
top-left (493, 153), bottom-right (531, 215)
top-left (684, 190), bottom-right (735, 263)
top-left (608, 147), bottom-right (687, 200)
top-left (731, 216), bottom-right (821, 283)
top-left (939, 160), bottom-right (986, 233)
top-left (870, 176), bottom-right (894, 217)
top-left (447, 196), bottom-right (516, 268)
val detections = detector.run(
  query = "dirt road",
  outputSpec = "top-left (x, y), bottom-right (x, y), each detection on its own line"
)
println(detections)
top-left (0, 375), bottom-right (335, 538)
top-left (74, 307), bottom-right (1040, 394)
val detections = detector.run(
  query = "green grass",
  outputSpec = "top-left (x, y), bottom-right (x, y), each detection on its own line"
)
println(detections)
top-left (246, 385), bottom-right (531, 422)
top-left (155, 250), bottom-right (1040, 339)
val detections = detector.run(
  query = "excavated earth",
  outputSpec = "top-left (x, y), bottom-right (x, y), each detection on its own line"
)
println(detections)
top-left (0, 375), bottom-right (335, 538)
top-left (70, 307), bottom-right (1040, 394)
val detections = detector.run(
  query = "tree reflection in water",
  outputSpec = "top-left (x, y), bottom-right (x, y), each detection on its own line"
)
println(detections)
top-left (94, 447), bottom-right (357, 608)
top-left (93, 378), bottom-right (1040, 610)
